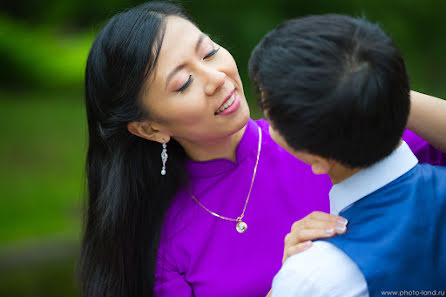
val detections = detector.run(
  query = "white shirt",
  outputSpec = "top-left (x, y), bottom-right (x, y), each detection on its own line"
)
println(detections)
top-left (272, 142), bottom-right (418, 297)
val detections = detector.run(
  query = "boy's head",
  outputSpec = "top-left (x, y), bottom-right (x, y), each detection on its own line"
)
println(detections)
top-left (249, 14), bottom-right (410, 174)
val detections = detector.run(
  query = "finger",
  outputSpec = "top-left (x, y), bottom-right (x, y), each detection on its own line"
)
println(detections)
top-left (306, 211), bottom-right (349, 225)
top-left (293, 219), bottom-right (347, 231)
top-left (288, 227), bottom-right (345, 244)
top-left (285, 228), bottom-right (329, 248)
top-left (292, 214), bottom-right (348, 232)
top-left (285, 226), bottom-right (344, 247)
top-left (288, 221), bottom-right (347, 244)
top-left (283, 241), bottom-right (313, 263)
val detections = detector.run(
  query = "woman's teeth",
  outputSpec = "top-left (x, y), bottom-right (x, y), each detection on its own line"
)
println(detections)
top-left (216, 93), bottom-right (235, 114)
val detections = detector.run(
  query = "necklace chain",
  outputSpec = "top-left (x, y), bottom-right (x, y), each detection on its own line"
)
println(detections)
top-left (187, 126), bottom-right (262, 225)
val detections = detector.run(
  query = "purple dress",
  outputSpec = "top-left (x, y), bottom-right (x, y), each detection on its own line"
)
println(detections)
top-left (154, 118), bottom-right (445, 297)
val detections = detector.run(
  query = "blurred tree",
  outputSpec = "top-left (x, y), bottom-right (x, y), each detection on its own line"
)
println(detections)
top-left (0, 0), bottom-right (445, 97)
top-left (0, 1), bottom-right (444, 296)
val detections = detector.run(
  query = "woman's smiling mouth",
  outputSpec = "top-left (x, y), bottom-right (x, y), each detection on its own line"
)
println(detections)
top-left (215, 90), bottom-right (240, 115)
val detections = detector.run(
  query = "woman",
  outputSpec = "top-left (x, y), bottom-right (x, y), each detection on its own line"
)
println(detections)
top-left (79, 2), bottom-right (446, 297)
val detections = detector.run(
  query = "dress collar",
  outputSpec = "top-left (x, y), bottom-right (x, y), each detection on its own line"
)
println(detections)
top-left (185, 118), bottom-right (260, 177)
top-left (329, 141), bottom-right (418, 215)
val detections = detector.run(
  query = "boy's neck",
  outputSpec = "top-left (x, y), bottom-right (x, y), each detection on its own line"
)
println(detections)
top-left (328, 165), bottom-right (362, 184)
top-left (329, 140), bottom-right (403, 184)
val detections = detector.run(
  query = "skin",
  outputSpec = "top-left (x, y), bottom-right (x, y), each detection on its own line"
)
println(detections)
top-left (408, 91), bottom-right (446, 152)
top-left (268, 123), bottom-right (362, 184)
top-left (265, 211), bottom-right (348, 297)
top-left (265, 92), bottom-right (446, 269)
top-left (125, 17), bottom-right (347, 297)
top-left (127, 16), bottom-right (250, 162)
top-left (124, 16), bottom-right (445, 297)
top-left (268, 125), bottom-right (343, 181)
top-left (267, 90), bottom-right (446, 184)
top-left (265, 92), bottom-right (446, 297)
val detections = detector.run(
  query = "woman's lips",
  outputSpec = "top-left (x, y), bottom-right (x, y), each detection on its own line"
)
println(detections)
top-left (215, 91), bottom-right (240, 116)
top-left (216, 89), bottom-right (235, 111)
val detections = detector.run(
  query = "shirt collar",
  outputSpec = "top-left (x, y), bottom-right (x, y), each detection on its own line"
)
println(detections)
top-left (329, 141), bottom-right (418, 215)
top-left (185, 118), bottom-right (260, 177)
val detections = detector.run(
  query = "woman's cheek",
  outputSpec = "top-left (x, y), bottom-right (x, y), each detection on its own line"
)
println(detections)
top-left (178, 97), bottom-right (208, 117)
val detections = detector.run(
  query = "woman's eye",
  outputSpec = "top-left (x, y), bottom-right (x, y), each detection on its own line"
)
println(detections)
top-left (204, 47), bottom-right (220, 60)
top-left (175, 75), bottom-right (193, 93)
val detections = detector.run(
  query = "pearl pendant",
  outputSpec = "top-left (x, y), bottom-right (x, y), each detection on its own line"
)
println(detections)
top-left (236, 221), bottom-right (248, 233)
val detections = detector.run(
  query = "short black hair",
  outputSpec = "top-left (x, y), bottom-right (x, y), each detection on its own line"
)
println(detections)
top-left (249, 14), bottom-right (410, 168)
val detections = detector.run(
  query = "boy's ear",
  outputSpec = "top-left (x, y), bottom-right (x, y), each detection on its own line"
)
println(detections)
top-left (311, 157), bottom-right (334, 175)
top-left (127, 121), bottom-right (170, 144)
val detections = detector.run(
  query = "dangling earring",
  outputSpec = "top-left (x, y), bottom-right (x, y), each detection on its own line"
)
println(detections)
top-left (161, 139), bottom-right (168, 176)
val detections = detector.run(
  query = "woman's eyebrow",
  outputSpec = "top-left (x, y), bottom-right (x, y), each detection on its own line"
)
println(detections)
top-left (195, 34), bottom-right (206, 52)
top-left (165, 33), bottom-right (207, 90)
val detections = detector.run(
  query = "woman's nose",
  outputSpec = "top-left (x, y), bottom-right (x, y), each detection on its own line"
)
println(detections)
top-left (203, 67), bottom-right (226, 96)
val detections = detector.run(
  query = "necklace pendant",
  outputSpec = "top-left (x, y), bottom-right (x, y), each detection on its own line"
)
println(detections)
top-left (236, 221), bottom-right (248, 233)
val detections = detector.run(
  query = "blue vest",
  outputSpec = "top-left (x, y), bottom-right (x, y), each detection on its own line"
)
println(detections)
top-left (323, 164), bottom-right (446, 296)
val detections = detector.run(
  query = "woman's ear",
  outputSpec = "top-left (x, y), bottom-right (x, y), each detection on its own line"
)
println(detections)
top-left (127, 121), bottom-right (171, 144)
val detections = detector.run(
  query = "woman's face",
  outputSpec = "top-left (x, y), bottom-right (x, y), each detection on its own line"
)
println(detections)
top-left (142, 16), bottom-right (250, 145)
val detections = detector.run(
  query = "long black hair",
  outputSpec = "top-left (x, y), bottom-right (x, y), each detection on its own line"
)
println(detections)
top-left (79, 2), bottom-right (190, 296)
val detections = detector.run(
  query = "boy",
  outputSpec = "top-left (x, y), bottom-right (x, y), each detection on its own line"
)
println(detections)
top-left (249, 14), bottom-right (446, 296)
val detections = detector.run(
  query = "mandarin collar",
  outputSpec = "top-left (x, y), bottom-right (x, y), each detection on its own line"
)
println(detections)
top-left (185, 118), bottom-right (260, 177)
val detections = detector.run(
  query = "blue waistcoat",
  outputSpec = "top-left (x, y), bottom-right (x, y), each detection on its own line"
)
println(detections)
top-left (323, 164), bottom-right (446, 296)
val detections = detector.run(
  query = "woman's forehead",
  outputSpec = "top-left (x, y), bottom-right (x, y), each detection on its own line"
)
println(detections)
top-left (154, 17), bottom-right (202, 81)
top-left (162, 16), bottom-right (202, 55)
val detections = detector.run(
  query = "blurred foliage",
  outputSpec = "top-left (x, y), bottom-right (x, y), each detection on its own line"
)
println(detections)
top-left (0, 15), bottom-right (93, 90)
top-left (181, 0), bottom-right (446, 100)
top-left (0, 91), bottom-right (84, 296)
top-left (0, 0), bottom-right (445, 296)
top-left (0, 241), bottom-right (79, 297)
top-left (0, 0), bottom-right (445, 95)
top-left (0, 91), bottom-right (85, 245)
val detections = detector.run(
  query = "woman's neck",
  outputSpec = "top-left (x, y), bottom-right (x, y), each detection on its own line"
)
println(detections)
top-left (178, 125), bottom-right (247, 163)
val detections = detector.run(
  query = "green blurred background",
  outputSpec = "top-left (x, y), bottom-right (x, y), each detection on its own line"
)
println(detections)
top-left (1, 0), bottom-right (445, 296)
